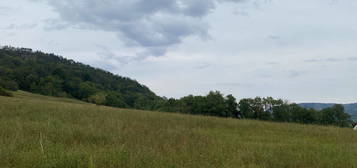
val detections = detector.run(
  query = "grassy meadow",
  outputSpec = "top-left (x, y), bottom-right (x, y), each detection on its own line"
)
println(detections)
top-left (1, 91), bottom-right (357, 168)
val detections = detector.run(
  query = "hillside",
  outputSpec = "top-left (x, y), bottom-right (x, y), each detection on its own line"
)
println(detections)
top-left (0, 46), bottom-right (162, 109)
top-left (1, 91), bottom-right (357, 168)
top-left (300, 103), bottom-right (357, 120)
top-left (0, 46), bottom-right (353, 127)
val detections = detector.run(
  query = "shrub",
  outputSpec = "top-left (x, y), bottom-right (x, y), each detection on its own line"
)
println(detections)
top-left (0, 87), bottom-right (13, 97)
top-left (0, 79), bottom-right (19, 91)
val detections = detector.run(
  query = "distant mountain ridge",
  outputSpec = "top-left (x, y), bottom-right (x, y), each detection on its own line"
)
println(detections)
top-left (299, 103), bottom-right (357, 119)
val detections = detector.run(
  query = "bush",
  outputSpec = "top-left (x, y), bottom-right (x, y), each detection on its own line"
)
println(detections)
top-left (0, 87), bottom-right (13, 97)
top-left (87, 92), bottom-right (106, 105)
top-left (0, 79), bottom-right (19, 91)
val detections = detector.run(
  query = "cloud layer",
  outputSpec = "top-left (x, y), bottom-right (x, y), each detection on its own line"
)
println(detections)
top-left (3, 0), bottom-right (356, 103)
top-left (44, 0), bottom-right (245, 58)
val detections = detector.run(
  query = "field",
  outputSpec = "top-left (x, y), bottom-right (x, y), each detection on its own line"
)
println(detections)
top-left (1, 91), bottom-right (357, 168)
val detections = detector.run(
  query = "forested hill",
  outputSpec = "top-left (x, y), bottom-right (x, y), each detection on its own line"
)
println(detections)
top-left (0, 46), bottom-right (162, 109)
top-left (0, 46), bottom-right (354, 128)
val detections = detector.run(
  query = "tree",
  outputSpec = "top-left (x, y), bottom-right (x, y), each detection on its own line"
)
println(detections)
top-left (272, 104), bottom-right (291, 122)
top-left (288, 104), bottom-right (319, 124)
top-left (104, 92), bottom-right (127, 108)
top-left (320, 104), bottom-right (352, 127)
top-left (0, 79), bottom-right (18, 91)
top-left (78, 82), bottom-right (97, 100)
top-left (238, 97), bottom-right (269, 120)
top-left (263, 97), bottom-right (284, 120)
top-left (239, 98), bottom-right (255, 119)
top-left (88, 92), bottom-right (107, 105)
top-left (204, 91), bottom-right (226, 117)
top-left (225, 94), bottom-right (239, 118)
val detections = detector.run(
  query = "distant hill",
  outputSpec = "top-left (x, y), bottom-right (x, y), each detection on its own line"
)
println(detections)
top-left (299, 103), bottom-right (357, 120)
top-left (0, 46), bottom-right (163, 109)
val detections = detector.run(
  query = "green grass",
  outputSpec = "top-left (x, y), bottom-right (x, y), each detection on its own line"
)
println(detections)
top-left (1, 91), bottom-right (357, 168)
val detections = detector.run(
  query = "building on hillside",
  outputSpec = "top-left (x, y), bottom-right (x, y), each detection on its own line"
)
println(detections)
top-left (18, 48), bottom-right (33, 53)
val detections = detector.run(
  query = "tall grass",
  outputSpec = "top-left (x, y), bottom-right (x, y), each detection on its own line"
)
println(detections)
top-left (1, 91), bottom-right (357, 168)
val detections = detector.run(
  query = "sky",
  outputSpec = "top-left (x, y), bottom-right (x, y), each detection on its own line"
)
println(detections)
top-left (1, 0), bottom-right (357, 103)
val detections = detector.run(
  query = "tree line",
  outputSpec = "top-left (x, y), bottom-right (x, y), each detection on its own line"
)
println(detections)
top-left (0, 46), bottom-right (353, 127)
top-left (154, 91), bottom-right (352, 127)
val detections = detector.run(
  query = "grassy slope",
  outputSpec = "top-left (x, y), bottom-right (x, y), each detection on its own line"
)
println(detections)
top-left (1, 91), bottom-right (357, 168)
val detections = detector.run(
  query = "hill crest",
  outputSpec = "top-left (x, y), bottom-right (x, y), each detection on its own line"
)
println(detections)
top-left (0, 46), bottom-right (162, 109)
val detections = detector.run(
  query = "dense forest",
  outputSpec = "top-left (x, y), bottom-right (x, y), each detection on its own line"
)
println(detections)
top-left (0, 46), bottom-right (163, 109)
top-left (0, 46), bottom-right (353, 127)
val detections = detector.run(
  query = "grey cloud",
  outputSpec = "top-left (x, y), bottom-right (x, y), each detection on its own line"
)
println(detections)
top-left (2, 32), bottom-right (16, 37)
top-left (288, 70), bottom-right (305, 78)
top-left (44, 19), bottom-right (72, 31)
top-left (216, 82), bottom-right (254, 87)
top-left (304, 59), bottom-right (320, 63)
top-left (93, 46), bottom-right (133, 71)
top-left (329, 0), bottom-right (340, 5)
top-left (304, 58), bottom-right (345, 63)
top-left (0, 6), bottom-right (11, 15)
top-left (90, 58), bottom-right (120, 72)
top-left (267, 62), bottom-right (278, 65)
top-left (268, 35), bottom-right (280, 40)
top-left (194, 62), bottom-right (212, 69)
top-left (95, 44), bottom-right (159, 65)
top-left (96, 45), bottom-right (131, 65)
top-left (2, 23), bottom-right (38, 30)
top-left (348, 57), bottom-right (357, 61)
top-left (181, 0), bottom-right (215, 17)
top-left (47, 40), bottom-right (60, 47)
top-left (325, 58), bottom-right (343, 62)
top-left (41, 0), bottom-right (246, 59)
top-left (257, 69), bottom-right (306, 78)
top-left (259, 73), bottom-right (273, 78)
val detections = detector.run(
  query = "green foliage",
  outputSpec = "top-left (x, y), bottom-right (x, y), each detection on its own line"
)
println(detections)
top-left (87, 92), bottom-right (107, 105)
top-left (272, 104), bottom-right (291, 122)
top-left (160, 91), bottom-right (239, 118)
top-left (239, 97), bottom-right (283, 120)
top-left (0, 46), bottom-right (352, 128)
top-left (0, 47), bottom-right (161, 108)
top-left (239, 99), bottom-right (255, 118)
top-left (0, 87), bottom-right (13, 97)
top-left (225, 94), bottom-right (239, 118)
top-left (205, 91), bottom-right (227, 117)
top-left (143, 89), bottom-right (352, 128)
top-left (0, 78), bottom-right (19, 91)
top-left (320, 104), bottom-right (352, 127)
top-left (239, 98), bottom-right (352, 127)
top-left (104, 92), bottom-right (127, 108)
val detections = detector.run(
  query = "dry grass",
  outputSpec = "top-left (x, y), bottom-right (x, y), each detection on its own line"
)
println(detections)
top-left (1, 91), bottom-right (357, 168)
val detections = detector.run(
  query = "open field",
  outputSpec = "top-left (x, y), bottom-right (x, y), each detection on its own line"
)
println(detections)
top-left (1, 91), bottom-right (357, 168)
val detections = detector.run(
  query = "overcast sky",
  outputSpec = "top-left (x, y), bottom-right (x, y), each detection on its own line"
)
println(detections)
top-left (1, 0), bottom-right (357, 103)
